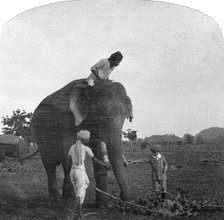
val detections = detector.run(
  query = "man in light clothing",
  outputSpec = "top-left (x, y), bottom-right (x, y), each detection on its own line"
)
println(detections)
top-left (86, 51), bottom-right (123, 86)
top-left (67, 130), bottom-right (110, 220)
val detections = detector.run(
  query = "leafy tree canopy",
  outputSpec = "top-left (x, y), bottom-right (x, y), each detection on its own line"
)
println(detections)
top-left (1, 109), bottom-right (33, 139)
top-left (183, 133), bottom-right (194, 144)
top-left (122, 129), bottom-right (137, 141)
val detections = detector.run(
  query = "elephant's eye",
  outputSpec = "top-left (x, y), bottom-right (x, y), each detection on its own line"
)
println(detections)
top-left (97, 108), bottom-right (107, 116)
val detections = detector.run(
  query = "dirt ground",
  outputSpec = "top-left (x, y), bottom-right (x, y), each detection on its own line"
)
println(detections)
top-left (0, 143), bottom-right (224, 220)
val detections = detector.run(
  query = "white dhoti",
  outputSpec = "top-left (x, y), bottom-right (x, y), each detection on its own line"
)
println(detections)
top-left (70, 167), bottom-right (90, 204)
top-left (68, 138), bottom-right (94, 204)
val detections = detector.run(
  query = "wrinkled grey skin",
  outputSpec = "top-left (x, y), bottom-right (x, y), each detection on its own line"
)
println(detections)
top-left (31, 79), bottom-right (133, 206)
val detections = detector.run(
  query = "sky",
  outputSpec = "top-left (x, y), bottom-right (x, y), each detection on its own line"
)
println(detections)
top-left (0, 0), bottom-right (224, 138)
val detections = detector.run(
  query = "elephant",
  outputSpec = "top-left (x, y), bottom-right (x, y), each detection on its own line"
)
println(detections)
top-left (31, 78), bottom-right (133, 207)
top-left (0, 134), bottom-right (29, 164)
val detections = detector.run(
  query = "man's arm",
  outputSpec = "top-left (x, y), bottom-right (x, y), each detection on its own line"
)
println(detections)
top-left (90, 59), bottom-right (106, 79)
top-left (130, 159), bottom-right (149, 164)
top-left (91, 59), bottom-right (106, 71)
top-left (86, 146), bottom-right (111, 170)
top-left (92, 156), bottom-right (111, 170)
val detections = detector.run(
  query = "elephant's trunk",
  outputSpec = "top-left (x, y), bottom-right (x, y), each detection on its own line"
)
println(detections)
top-left (106, 128), bottom-right (131, 201)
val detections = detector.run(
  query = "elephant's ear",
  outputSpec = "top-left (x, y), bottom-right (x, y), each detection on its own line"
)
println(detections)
top-left (69, 87), bottom-right (89, 126)
top-left (125, 95), bottom-right (134, 122)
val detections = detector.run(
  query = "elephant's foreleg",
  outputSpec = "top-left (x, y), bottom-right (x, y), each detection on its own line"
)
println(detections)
top-left (94, 165), bottom-right (108, 206)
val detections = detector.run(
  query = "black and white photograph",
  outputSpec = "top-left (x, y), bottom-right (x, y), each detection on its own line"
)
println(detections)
top-left (0, 0), bottom-right (224, 219)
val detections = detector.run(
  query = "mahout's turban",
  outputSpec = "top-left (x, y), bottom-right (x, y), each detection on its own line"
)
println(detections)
top-left (76, 130), bottom-right (90, 139)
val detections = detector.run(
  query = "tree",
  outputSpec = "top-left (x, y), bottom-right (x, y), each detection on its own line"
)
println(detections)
top-left (122, 129), bottom-right (137, 151)
top-left (195, 135), bottom-right (204, 144)
top-left (141, 141), bottom-right (148, 149)
top-left (183, 133), bottom-right (194, 144)
top-left (2, 109), bottom-right (33, 139)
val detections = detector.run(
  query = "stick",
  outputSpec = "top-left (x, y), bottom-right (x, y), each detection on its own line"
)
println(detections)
top-left (133, 183), bottom-right (155, 195)
top-left (95, 187), bottom-right (148, 210)
top-left (133, 183), bottom-right (176, 199)
top-left (202, 204), bottom-right (224, 209)
top-left (95, 187), bottom-right (123, 201)
top-left (165, 191), bottom-right (176, 199)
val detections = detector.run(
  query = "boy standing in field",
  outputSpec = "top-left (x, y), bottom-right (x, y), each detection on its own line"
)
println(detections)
top-left (131, 145), bottom-right (168, 193)
top-left (86, 51), bottom-right (123, 86)
top-left (149, 145), bottom-right (168, 193)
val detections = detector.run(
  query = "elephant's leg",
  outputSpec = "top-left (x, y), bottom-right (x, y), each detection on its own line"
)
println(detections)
top-left (32, 113), bottom-right (65, 203)
top-left (60, 122), bottom-right (75, 205)
top-left (42, 160), bottom-right (60, 202)
top-left (62, 160), bottom-right (77, 220)
top-left (62, 159), bottom-right (74, 205)
top-left (94, 165), bottom-right (108, 206)
top-left (60, 124), bottom-right (77, 220)
top-left (91, 140), bottom-right (109, 206)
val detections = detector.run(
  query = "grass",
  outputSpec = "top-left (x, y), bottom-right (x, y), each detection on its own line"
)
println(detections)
top-left (0, 143), bottom-right (224, 219)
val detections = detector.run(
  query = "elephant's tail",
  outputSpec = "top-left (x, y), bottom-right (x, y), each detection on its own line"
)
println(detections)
top-left (18, 149), bottom-right (39, 162)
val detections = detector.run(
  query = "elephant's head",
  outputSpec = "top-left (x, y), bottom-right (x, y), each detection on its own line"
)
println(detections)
top-left (69, 80), bottom-right (133, 200)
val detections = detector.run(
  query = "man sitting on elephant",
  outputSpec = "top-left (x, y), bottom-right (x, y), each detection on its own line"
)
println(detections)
top-left (67, 130), bottom-right (111, 220)
top-left (71, 51), bottom-right (133, 124)
top-left (86, 51), bottom-right (123, 86)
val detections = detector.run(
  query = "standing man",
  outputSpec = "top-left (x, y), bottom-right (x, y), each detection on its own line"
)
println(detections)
top-left (67, 130), bottom-right (111, 220)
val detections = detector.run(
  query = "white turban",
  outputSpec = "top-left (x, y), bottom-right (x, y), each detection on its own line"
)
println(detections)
top-left (76, 130), bottom-right (90, 139)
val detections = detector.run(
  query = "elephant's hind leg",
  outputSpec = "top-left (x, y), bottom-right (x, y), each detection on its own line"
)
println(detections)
top-left (42, 160), bottom-right (61, 204)
top-left (62, 159), bottom-right (74, 202)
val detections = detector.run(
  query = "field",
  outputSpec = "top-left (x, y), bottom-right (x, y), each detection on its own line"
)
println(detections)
top-left (0, 143), bottom-right (224, 220)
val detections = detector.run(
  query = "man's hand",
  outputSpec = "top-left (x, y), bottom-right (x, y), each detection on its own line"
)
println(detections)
top-left (91, 69), bottom-right (100, 80)
top-left (124, 161), bottom-right (129, 167)
top-left (92, 157), bottom-right (111, 170)
top-left (91, 69), bottom-right (97, 75)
